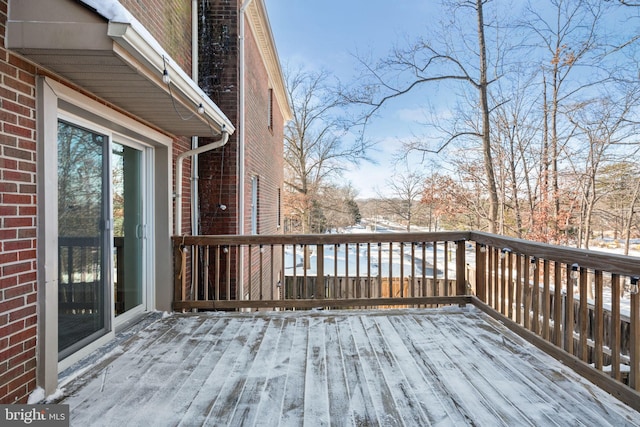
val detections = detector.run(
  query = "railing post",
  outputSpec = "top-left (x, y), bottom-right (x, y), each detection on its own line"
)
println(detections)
top-left (316, 244), bottom-right (325, 299)
top-left (173, 239), bottom-right (185, 311)
top-left (630, 281), bottom-right (640, 390)
top-left (456, 240), bottom-right (466, 296)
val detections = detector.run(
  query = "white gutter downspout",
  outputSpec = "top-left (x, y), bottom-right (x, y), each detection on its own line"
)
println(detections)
top-left (175, 130), bottom-right (229, 236)
top-left (238, 0), bottom-right (254, 302)
top-left (191, 0), bottom-right (199, 236)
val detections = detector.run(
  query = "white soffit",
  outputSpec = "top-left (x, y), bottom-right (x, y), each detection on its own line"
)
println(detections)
top-left (6, 0), bottom-right (235, 137)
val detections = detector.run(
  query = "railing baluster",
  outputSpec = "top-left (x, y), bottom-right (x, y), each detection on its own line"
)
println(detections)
top-left (400, 242), bottom-right (404, 298)
top-left (334, 244), bottom-right (339, 298)
top-left (204, 245), bottom-right (210, 301)
top-left (500, 249), bottom-right (506, 315)
top-left (565, 264), bottom-right (575, 355)
top-left (594, 270), bottom-right (603, 370)
top-left (515, 254), bottom-right (522, 324)
top-left (225, 246), bottom-right (231, 300)
top-left (270, 244), bottom-right (275, 301)
top-left (248, 245), bottom-right (253, 300)
top-left (356, 243), bottom-right (361, 298)
top-left (388, 242), bottom-right (393, 298)
top-left (344, 243), bottom-right (349, 298)
top-left (532, 258), bottom-right (539, 334)
top-left (411, 242), bottom-right (416, 298)
top-left (507, 251), bottom-right (514, 318)
top-left (316, 244), bottom-right (324, 300)
top-left (432, 242), bottom-right (438, 298)
top-left (303, 244), bottom-right (308, 298)
top-left (422, 242), bottom-right (427, 298)
top-left (611, 274), bottom-right (621, 381)
top-left (377, 242), bottom-right (382, 299)
top-left (630, 281), bottom-right (640, 390)
top-left (490, 247), bottom-right (496, 308)
top-left (542, 259), bottom-right (550, 340)
top-left (579, 267), bottom-right (588, 362)
top-left (292, 244), bottom-right (297, 299)
top-left (367, 243), bottom-right (372, 299)
top-left (523, 256), bottom-right (531, 330)
top-left (553, 261), bottom-right (562, 346)
top-left (215, 245), bottom-right (220, 300)
top-left (259, 245), bottom-right (264, 301)
top-left (444, 241), bottom-right (449, 296)
top-left (456, 240), bottom-right (466, 296)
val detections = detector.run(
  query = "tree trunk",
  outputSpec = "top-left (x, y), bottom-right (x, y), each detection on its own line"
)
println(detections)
top-left (476, 0), bottom-right (499, 233)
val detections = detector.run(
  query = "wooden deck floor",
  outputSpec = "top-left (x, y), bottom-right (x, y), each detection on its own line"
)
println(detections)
top-left (60, 307), bottom-right (640, 426)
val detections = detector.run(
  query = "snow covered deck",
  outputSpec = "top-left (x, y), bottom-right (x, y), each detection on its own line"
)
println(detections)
top-left (59, 307), bottom-right (639, 426)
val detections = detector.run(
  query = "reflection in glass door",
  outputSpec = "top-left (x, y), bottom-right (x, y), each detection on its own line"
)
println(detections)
top-left (112, 143), bottom-right (144, 316)
top-left (57, 121), bottom-right (108, 358)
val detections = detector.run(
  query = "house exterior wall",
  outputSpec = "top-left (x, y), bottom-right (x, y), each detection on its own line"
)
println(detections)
top-left (198, 0), bottom-right (287, 300)
top-left (0, 0), bottom-right (286, 402)
top-left (0, 0), bottom-right (39, 403)
top-left (0, 0), bottom-right (199, 403)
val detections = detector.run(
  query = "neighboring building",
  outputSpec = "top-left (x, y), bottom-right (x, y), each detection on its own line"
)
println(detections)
top-left (0, 0), bottom-right (289, 403)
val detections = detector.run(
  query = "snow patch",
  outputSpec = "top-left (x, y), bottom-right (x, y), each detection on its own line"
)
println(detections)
top-left (79, 0), bottom-right (133, 23)
top-left (27, 387), bottom-right (45, 404)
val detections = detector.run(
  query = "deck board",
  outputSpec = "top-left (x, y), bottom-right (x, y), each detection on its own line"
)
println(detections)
top-left (60, 307), bottom-right (640, 426)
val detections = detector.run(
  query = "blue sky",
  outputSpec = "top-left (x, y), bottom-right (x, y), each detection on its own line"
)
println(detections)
top-left (265, 0), bottom-right (442, 198)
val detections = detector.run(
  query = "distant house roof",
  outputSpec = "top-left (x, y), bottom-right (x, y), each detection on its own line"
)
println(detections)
top-left (6, 0), bottom-right (235, 137)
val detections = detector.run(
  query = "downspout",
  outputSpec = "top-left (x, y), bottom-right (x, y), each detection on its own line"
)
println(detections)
top-left (191, 0), bottom-right (199, 236)
top-left (238, 0), bottom-right (254, 301)
top-left (175, 130), bottom-right (229, 236)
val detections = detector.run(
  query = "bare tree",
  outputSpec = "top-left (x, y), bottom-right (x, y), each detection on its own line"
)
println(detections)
top-left (523, 0), bottom-right (610, 241)
top-left (284, 67), bottom-right (374, 233)
top-left (564, 91), bottom-right (640, 248)
top-left (343, 0), bottom-right (503, 232)
top-left (378, 169), bottom-right (426, 231)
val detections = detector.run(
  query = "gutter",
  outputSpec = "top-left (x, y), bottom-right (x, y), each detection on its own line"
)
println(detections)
top-left (175, 130), bottom-right (229, 236)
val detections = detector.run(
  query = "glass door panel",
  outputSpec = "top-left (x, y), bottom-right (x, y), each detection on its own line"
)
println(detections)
top-left (57, 121), bottom-right (108, 357)
top-left (113, 143), bottom-right (143, 316)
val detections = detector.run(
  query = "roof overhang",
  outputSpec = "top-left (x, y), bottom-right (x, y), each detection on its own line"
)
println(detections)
top-left (6, 0), bottom-right (235, 137)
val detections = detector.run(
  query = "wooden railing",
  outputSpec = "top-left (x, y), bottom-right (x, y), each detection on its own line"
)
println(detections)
top-left (172, 231), bottom-right (640, 410)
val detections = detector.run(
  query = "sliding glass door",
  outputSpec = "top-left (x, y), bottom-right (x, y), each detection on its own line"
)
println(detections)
top-left (112, 142), bottom-right (144, 317)
top-left (58, 121), bottom-right (148, 359)
top-left (57, 121), bottom-right (109, 357)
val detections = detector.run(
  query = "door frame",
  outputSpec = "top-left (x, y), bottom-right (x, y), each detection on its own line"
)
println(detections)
top-left (37, 77), bottom-right (173, 392)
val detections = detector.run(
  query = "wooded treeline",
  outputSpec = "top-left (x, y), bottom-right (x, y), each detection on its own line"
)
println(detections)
top-left (282, 0), bottom-right (640, 253)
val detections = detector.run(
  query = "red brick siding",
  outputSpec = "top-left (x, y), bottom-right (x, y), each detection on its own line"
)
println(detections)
top-left (242, 18), bottom-right (285, 297)
top-left (118, 0), bottom-right (193, 73)
top-left (244, 21), bottom-right (284, 237)
top-left (0, 0), bottom-right (38, 404)
top-left (198, 0), bottom-right (240, 237)
top-left (115, 0), bottom-right (196, 236)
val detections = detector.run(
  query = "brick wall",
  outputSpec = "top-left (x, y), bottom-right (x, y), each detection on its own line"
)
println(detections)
top-left (198, 0), bottom-right (239, 237)
top-left (117, 0), bottom-right (195, 236)
top-left (0, 0), bottom-right (199, 403)
top-left (119, 0), bottom-right (192, 72)
top-left (0, 0), bottom-right (39, 404)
